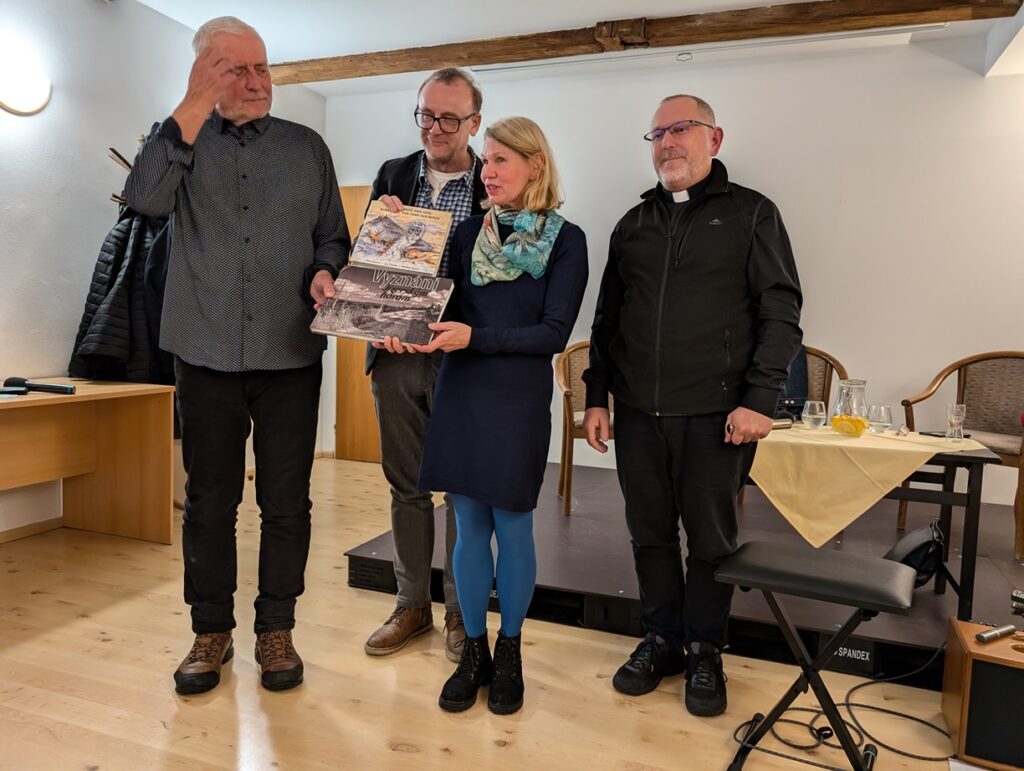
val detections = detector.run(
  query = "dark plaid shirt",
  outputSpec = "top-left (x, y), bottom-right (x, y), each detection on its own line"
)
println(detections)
top-left (412, 152), bottom-right (478, 278)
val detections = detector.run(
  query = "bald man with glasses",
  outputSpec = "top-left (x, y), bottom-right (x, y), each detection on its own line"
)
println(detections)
top-left (361, 68), bottom-right (487, 664)
top-left (583, 94), bottom-right (803, 718)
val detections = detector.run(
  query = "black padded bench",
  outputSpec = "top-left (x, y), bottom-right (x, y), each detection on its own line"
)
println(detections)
top-left (716, 541), bottom-right (917, 771)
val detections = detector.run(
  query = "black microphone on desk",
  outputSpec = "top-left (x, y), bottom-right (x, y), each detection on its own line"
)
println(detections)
top-left (3, 377), bottom-right (76, 394)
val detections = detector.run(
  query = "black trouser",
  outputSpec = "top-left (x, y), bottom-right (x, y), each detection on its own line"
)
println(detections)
top-left (175, 357), bottom-right (322, 635)
top-left (614, 401), bottom-right (756, 651)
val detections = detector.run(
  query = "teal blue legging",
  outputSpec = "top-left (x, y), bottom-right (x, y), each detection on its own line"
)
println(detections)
top-left (451, 494), bottom-right (536, 638)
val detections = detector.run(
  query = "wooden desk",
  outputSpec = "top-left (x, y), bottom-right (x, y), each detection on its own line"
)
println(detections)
top-left (751, 430), bottom-right (1001, 622)
top-left (0, 380), bottom-right (174, 543)
top-left (885, 448), bottom-right (1002, 622)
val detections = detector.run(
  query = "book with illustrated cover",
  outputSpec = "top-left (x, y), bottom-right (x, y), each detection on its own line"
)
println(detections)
top-left (350, 201), bottom-right (453, 276)
top-left (311, 265), bottom-right (454, 346)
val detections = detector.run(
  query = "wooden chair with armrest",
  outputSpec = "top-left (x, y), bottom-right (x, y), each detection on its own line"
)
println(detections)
top-left (554, 340), bottom-right (612, 516)
top-left (898, 351), bottom-right (1024, 559)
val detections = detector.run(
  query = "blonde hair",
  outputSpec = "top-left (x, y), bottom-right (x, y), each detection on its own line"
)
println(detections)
top-left (192, 17), bottom-right (262, 55)
top-left (483, 117), bottom-right (562, 213)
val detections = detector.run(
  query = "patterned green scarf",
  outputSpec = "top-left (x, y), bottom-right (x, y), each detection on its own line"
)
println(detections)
top-left (470, 206), bottom-right (566, 287)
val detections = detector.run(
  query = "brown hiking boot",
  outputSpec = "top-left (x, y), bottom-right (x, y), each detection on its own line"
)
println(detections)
top-left (255, 629), bottom-right (303, 692)
top-left (364, 605), bottom-right (433, 656)
top-left (174, 632), bottom-right (233, 695)
top-left (444, 610), bottom-right (466, 663)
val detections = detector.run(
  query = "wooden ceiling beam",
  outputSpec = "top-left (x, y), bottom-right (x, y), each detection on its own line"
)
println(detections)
top-left (269, 0), bottom-right (1023, 85)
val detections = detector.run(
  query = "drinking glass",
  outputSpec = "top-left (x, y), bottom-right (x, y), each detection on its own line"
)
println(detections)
top-left (802, 400), bottom-right (827, 429)
top-left (868, 404), bottom-right (892, 433)
top-left (947, 403), bottom-right (966, 442)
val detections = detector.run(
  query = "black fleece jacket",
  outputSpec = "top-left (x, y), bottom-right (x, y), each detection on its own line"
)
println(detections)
top-left (583, 159), bottom-right (803, 417)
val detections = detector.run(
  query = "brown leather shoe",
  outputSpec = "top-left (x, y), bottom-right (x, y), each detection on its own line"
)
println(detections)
top-left (174, 632), bottom-right (233, 695)
top-left (255, 629), bottom-right (303, 691)
top-left (364, 605), bottom-right (433, 656)
top-left (444, 610), bottom-right (466, 663)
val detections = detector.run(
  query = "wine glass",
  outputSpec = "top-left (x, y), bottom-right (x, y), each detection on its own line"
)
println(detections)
top-left (947, 403), bottom-right (966, 442)
top-left (868, 404), bottom-right (892, 433)
top-left (802, 400), bottom-right (827, 429)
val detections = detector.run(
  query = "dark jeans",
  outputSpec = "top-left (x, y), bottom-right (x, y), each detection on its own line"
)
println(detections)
top-left (175, 357), bottom-right (322, 634)
top-left (614, 401), bottom-right (756, 651)
top-left (370, 349), bottom-right (458, 611)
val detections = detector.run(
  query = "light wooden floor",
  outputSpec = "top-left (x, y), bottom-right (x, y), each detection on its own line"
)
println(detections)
top-left (0, 459), bottom-right (956, 770)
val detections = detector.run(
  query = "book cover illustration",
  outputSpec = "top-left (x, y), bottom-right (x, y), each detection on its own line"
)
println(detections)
top-left (350, 201), bottom-right (453, 276)
top-left (311, 265), bottom-right (454, 346)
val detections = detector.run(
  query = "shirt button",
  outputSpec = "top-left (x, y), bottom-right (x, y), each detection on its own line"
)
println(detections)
top-left (244, 237), bottom-right (250, 243)
top-left (241, 174), bottom-right (248, 180)
top-left (247, 314), bottom-right (253, 321)
top-left (239, 141), bottom-right (246, 147)
top-left (243, 205), bottom-right (249, 211)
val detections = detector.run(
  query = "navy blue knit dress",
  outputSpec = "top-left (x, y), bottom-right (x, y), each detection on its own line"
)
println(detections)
top-left (418, 215), bottom-right (589, 512)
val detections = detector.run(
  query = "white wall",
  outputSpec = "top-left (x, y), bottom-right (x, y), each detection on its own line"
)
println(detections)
top-left (324, 37), bottom-right (1024, 504)
top-left (0, 0), bottom-right (329, 531)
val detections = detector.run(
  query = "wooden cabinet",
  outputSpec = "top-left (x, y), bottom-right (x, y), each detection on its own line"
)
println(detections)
top-left (0, 380), bottom-right (174, 543)
top-left (942, 618), bottom-right (1024, 769)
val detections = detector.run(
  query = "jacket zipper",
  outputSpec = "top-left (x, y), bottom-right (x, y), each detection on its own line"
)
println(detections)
top-left (653, 204), bottom-right (696, 415)
top-left (723, 329), bottom-right (732, 391)
top-left (653, 229), bottom-right (671, 416)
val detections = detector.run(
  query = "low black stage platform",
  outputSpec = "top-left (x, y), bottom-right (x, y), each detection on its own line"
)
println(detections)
top-left (346, 463), bottom-right (1023, 689)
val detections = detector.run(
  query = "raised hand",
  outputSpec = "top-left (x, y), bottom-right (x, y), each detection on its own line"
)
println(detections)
top-left (172, 44), bottom-right (237, 143)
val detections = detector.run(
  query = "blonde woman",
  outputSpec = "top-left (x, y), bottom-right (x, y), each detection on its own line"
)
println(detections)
top-left (385, 116), bottom-right (588, 714)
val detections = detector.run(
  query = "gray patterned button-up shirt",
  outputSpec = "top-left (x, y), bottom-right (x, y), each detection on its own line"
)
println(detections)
top-left (125, 113), bottom-right (349, 372)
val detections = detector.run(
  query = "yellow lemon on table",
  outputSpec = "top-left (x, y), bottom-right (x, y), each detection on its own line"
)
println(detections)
top-left (831, 415), bottom-right (869, 437)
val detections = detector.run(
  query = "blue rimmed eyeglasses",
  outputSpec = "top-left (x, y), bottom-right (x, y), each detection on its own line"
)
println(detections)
top-left (643, 120), bottom-right (716, 142)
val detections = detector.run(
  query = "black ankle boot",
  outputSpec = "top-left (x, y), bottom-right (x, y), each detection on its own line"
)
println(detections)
top-left (488, 630), bottom-right (524, 715)
top-left (438, 632), bottom-right (492, 712)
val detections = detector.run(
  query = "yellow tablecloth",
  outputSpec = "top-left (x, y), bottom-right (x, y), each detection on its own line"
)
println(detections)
top-left (749, 428), bottom-right (986, 548)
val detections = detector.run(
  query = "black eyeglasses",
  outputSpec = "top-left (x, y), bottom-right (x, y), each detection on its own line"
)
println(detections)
top-left (414, 111), bottom-right (478, 133)
top-left (643, 120), bottom-right (716, 142)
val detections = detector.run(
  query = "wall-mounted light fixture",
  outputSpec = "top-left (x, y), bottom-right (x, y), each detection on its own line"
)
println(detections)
top-left (0, 30), bottom-right (52, 116)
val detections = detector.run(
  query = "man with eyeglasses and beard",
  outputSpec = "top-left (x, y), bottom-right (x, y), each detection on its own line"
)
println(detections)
top-left (582, 94), bottom-right (802, 718)
top-left (361, 68), bottom-right (486, 663)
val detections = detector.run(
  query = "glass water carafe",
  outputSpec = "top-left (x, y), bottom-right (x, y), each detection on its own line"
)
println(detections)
top-left (830, 379), bottom-right (869, 437)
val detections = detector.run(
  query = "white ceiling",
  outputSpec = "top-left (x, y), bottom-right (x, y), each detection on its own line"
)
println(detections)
top-left (136, 0), bottom-right (808, 62)
top-left (134, 0), bottom-right (1022, 92)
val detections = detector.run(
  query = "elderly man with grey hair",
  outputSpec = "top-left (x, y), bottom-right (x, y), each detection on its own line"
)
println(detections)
top-left (125, 16), bottom-right (349, 695)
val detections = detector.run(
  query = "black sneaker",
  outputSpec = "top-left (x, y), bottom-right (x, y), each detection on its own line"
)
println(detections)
top-left (685, 641), bottom-right (727, 717)
top-left (612, 634), bottom-right (686, 696)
